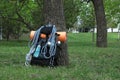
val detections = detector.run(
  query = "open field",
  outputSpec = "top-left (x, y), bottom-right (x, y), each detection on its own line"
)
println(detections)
top-left (0, 33), bottom-right (120, 80)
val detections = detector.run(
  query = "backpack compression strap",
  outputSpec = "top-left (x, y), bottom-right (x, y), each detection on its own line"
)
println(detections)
top-left (25, 26), bottom-right (44, 66)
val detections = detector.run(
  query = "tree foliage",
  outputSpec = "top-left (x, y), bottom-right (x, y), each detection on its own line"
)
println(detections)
top-left (0, 0), bottom-right (41, 40)
top-left (0, 0), bottom-right (119, 40)
top-left (64, 0), bottom-right (80, 28)
top-left (104, 0), bottom-right (120, 28)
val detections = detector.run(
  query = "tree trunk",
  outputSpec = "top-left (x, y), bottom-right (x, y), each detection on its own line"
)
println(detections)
top-left (118, 29), bottom-right (120, 40)
top-left (43, 0), bottom-right (69, 66)
top-left (92, 0), bottom-right (107, 47)
top-left (92, 27), bottom-right (95, 42)
top-left (6, 29), bottom-right (10, 41)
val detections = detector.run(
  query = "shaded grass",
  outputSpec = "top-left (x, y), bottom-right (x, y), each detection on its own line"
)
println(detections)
top-left (0, 33), bottom-right (120, 80)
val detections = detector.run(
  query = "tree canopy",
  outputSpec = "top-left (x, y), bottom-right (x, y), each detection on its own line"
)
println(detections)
top-left (0, 0), bottom-right (119, 40)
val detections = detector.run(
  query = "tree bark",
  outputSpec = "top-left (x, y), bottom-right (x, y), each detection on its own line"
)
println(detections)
top-left (92, 0), bottom-right (107, 47)
top-left (43, 0), bottom-right (69, 66)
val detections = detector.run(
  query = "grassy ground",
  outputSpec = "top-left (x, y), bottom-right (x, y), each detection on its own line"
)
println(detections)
top-left (0, 33), bottom-right (120, 80)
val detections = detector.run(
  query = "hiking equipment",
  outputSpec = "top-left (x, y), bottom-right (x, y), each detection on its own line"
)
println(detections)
top-left (30, 31), bottom-right (66, 42)
top-left (25, 24), bottom-right (66, 66)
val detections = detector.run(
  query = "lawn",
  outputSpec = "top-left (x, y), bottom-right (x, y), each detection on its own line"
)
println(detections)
top-left (0, 33), bottom-right (120, 80)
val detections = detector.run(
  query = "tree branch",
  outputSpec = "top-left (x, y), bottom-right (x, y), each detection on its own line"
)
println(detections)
top-left (1, 12), bottom-right (32, 30)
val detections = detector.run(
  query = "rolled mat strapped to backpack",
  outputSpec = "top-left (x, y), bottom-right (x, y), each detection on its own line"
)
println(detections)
top-left (30, 31), bottom-right (67, 42)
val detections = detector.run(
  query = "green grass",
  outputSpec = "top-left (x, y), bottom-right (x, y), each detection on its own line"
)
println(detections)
top-left (0, 33), bottom-right (120, 80)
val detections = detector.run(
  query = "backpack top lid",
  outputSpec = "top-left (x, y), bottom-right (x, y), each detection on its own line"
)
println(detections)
top-left (40, 25), bottom-right (53, 35)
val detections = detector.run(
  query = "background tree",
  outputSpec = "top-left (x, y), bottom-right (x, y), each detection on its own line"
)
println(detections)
top-left (82, 0), bottom-right (107, 47)
top-left (105, 0), bottom-right (120, 29)
top-left (79, 2), bottom-right (95, 33)
top-left (64, 0), bottom-right (80, 29)
top-left (0, 0), bottom-right (39, 40)
top-left (64, 0), bottom-right (95, 31)
top-left (43, 0), bottom-right (69, 66)
top-left (91, 0), bottom-right (107, 47)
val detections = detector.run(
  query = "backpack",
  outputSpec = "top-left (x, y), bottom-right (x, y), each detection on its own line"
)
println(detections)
top-left (25, 24), bottom-right (63, 67)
